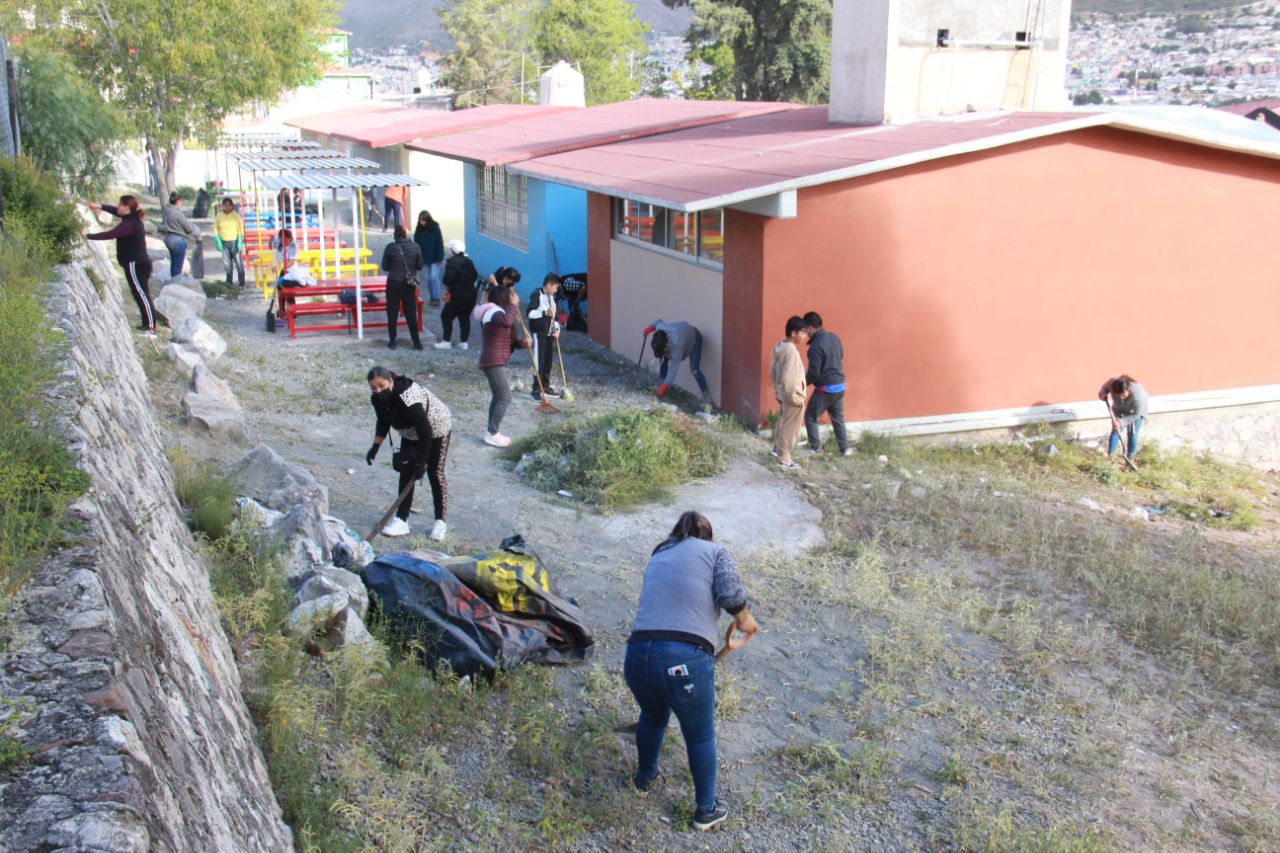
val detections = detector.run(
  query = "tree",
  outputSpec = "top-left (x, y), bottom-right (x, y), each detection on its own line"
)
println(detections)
top-left (437, 0), bottom-right (539, 108)
top-left (24, 0), bottom-right (337, 201)
top-left (13, 44), bottom-right (127, 196)
top-left (532, 0), bottom-right (649, 106)
top-left (666, 0), bottom-right (831, 104)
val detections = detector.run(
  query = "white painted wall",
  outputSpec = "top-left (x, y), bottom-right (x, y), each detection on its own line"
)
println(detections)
top-left (403, 149), bottom-right (465, 243)
top-left (609, 240), bottom-right (724, 403)
top-left (831, 0), bottom-right (1071, 124)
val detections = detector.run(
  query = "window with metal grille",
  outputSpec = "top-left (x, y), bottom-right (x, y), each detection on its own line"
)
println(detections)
top-left (615, 198), bottom-right (724, 269)
top-left (476, 165), bottom-right (528, 251)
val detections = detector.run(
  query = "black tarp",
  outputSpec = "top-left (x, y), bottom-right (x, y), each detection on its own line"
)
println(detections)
top-left (362, 540), bottom-right (593, 677)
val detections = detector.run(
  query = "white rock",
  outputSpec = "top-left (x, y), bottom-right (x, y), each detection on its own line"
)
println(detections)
top-left (171, 317), bottom-right (226, 362)
top-left (165, 342), bottom-right (204, 378)
top-left (298, 566), bottom-right (369, 620)
top-left (908, 486), bottom-right (928, 498)
top-left (154, 292), bottom-right (198, 329)
top-left (181, 392), bottom-right (248, 442)
top-left (159, 281), bottom-right (207, 316)
top-left (287, 593), bottom-right (347, 634)
top-left (694, 411), bottom-right (716, 424)
top-left (165, 273), bottom-right (206, 295)
top-left (325, 607), bottom-right (376, 647)
top-left (189, 364), bottom-right (240, 410)
top-left (1078, 496), bottom-right (1105, 512)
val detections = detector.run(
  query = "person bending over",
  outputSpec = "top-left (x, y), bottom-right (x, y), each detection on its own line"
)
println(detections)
top-left (1098, 374), bottom-right (1149, 458)
top-left (644, 319), bottom-right (712, 408)
top-left (624, 510), bottom-right (758, 832)
top-left (365, 366), bottom-right (452, 541)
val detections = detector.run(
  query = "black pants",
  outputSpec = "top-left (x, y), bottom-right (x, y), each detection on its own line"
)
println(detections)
top-left (385, 280), bottom-right (420, 346)
top-left (531, 331), bottom-right (555, 390)
top-left (123, 260), bottom-right (156, 330)
top-left (440, 297), bottom-right (474, 343)
top-left (805, 390), bottom-right (849, 452)
top-left (397, 433), bottom-right (450, 521)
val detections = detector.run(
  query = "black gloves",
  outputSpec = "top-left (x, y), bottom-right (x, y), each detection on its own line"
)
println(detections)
top-left (366, 443), bottom-right (380, 465)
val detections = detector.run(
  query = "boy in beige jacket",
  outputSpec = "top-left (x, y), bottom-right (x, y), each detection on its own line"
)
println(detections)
top-left (770, 316), bottom-right (810, 467)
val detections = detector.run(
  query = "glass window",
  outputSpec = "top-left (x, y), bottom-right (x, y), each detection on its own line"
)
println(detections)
top-left (476, 165), bottom-right (528, 251)
top-left (614, 198), bottom-right (724, 267)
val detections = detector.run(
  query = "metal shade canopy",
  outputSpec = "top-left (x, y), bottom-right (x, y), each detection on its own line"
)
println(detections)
top-left (234, 156), bottom-right (379, 171)
top-left (219, 133), bottom-right (319, 147)
top-left (256, 173), bottom-right (426, 190)
top-left (227, 149), bottom-right (362, 161)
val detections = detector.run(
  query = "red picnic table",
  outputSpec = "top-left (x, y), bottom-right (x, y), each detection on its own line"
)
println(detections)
top-left (275, 277), bottom-right (424, 339)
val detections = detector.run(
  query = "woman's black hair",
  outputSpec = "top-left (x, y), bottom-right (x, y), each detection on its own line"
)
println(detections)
top-left (1109, 375), bottom-right (1135, 395)
top-left (221, 196), bottom-right (235, 206)
top-left (490, 284), bottom-right (516, 307)
top-left (653, 510), bottom-right (714, 555)
top-left (168, 191), bottom-right (180, 204)
top-left (367, 365), bottom-right (394, 382)
top-left (393, 225), bottom-right (407, 240)
top-left (543, 273), bottom-right (561, 288)
top-left (650, 329), bottom-right (669, 359)
top-left (417, 210), bottom-right (437, 229)
top-left (118, 194), bottom-right (138, 210)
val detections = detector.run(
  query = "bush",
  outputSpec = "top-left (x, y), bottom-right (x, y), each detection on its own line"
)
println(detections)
top-left (0, 156), bottom-right (83, 264)
top-left (175, 185), bottom-right (198, 203)
top-left (508, 408), bottom-right (725, 509)
top-left (0, 213), bottom-right (90, 605)
top-left (168, 448), bottom-right (240, 540)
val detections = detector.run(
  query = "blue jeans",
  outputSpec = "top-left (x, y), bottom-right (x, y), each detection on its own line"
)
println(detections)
top-left (163, 234), bottom-right (187, 278)
top-left (427, 261), bottom-right (444, 302)
top-left (384, 198), bottom-right (404, 230)
top-left (221, 241), bottom-right (245, 287)
top-left (659, 330), bottom-right (711, 399)
top-left (624, 640), bottom-right (718, 811)
top-left (1109, 416), bottom-right (1144, 456)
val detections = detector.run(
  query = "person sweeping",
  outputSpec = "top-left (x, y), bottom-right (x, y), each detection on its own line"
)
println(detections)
top-left (527, 273), bottom-right (563, 400)
top-left (365, 366), bottom-right (451, 541)
top-left (1098, 374), bottom-right (1149, 460)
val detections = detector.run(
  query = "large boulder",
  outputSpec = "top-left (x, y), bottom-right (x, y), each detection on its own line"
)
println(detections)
top-left (165, 343), bottom-right (204, 379)
top-left (164, 274), bottom-right (206, 296)
top-left (171, 317), bottom-right (226, 362)
top-left (158, 282), bottom-right (207, 317)
top-left (154, 292), bottom-right (197, 330)
top-left (325, 607), bottom-right (376, 648)
top-left (181, 392), bottom-right (248, 443)
top-left (264, 502), bottom-right (331, 587)
top-left (286, 593), bottom-right (347, 635)
top-left (297, 566), bottom-right (368, 620)
top-left (232, 445), bottom-right (329, 514)
top-left (189, 364), bottom-right (240, 411)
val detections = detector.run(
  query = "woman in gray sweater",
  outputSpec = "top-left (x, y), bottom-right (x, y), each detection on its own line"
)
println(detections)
top-left (624, 511), bottom-right (758, 831)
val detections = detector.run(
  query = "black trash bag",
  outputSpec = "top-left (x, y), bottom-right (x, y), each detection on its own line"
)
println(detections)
top-left (362, 552), bottom-right (550, 677)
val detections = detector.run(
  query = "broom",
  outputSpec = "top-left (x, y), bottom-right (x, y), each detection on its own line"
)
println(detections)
top-left (554, 333), bottom-right (574, 401)
top-left (514, 309), bottom-right (559, 414)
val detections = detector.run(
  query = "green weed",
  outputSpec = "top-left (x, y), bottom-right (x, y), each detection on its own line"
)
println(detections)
top-left (167, 448), bottom-right (239, 540)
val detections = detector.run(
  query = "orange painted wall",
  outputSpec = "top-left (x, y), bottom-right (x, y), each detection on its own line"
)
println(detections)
top-left (733, 126), bottom-right (1280, 425)
top-left (586, 192), bottom-right (613, 349)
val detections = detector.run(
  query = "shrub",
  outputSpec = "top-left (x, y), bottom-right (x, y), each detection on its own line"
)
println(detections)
top-left (168, 448), bottom-right (240, 540)
top-left (0, 156), bottom-right (83, 264)
top-left (508, 408), bottom-right (726, 509)
top-left (0, 213), bottom-right (90, 605)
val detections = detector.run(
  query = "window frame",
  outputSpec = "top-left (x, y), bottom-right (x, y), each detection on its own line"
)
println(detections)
top-left (476, 165), bottom-right (529, 251)
top-left (613, 197), bottom-right (725, 271)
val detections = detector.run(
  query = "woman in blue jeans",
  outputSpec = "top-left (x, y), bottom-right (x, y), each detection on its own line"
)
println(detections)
top-left (624, 510), bottom-right (759, 831)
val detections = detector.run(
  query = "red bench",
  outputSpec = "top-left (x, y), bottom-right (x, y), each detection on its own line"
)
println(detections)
top-left (276, 279), bottom-right (423, 339)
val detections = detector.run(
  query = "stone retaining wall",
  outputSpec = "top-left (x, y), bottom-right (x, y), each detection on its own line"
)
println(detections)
top-left (0, 234), bottom-right (292, 850)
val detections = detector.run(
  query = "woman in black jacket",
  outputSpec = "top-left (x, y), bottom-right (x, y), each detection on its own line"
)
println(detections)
top-left (380, 225), bottom-right (426, 350)
top-left (86, 195), bottom-right (158, 333)
top-left (364, 366), bottom-right (452, 541)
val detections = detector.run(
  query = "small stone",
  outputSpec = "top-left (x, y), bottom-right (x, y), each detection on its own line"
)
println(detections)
top-left (1078, 497), bottom-right (1104, 512)
top-left (1039, 443), bottom-right (1059, 457)
top-left (345, 468), bottom-right (355, 475)
top-left (908, 486), bottom-right (927, 498)
top-left (877, 454), bottom-right (888, 463)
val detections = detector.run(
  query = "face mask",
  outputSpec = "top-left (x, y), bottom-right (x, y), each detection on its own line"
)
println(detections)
top-left (372, 388), bottom-right (394, 404)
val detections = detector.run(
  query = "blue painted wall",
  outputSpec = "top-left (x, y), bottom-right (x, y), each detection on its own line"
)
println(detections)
top-left (462, 164), bottom-right (587, 301)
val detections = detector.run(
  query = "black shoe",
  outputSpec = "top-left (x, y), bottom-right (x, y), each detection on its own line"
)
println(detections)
top-left (544, 387), bottom-right (562, 398)
top-left (633, 774), bottom-right (657, 793)
top-left (693, 802), bottom-right (728, 831)
top-left (412, 342), bottom-right (424, 351)
top-left (388, 340), bottom-right (397, 350)
top-left (531, 388), bottom-right (543, 401)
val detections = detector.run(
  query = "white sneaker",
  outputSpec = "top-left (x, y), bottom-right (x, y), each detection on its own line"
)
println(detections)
top-left (433, 340), bottom-right (452, 350)
top-left (484, 432), bottom-right (511, 448)
top-left (429, 519), bottom-right (447, 541)
top-left (381, 517), bottom-right (410, 537)
top-left (458, 341), bottom-right (469, 351)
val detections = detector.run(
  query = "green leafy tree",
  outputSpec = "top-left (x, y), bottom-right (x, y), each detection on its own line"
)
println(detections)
top-left (666, 0), bottom-right (831, 104)
top-left (437, 0), bottom-right (539, 107)
top-left (23, 0), bottom-right (337, 201)
top-left (532, 0), bottom-right (649, 106)
top-left (13, 44), bottom-right (127, 196)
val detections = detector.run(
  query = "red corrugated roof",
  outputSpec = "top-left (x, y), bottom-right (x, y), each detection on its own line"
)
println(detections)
top-left (405, 98), bottom-right (800, 166)
top-left (286, 104), bottom-right (577, 149)
top-left (1217, 98), bottom-right (1280, 115)
top-left (511, 107), bottom-right (1107, 209)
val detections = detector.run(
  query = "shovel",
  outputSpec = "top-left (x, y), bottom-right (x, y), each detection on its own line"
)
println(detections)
top-left (1104, 398), bottom-right (1139, 472)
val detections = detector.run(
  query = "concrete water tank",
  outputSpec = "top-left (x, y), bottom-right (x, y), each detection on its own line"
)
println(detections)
top-left (539, 61), bottom-right (586, 107)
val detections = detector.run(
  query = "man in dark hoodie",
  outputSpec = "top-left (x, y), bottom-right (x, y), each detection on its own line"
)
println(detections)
top-left (802, 311), bottom-right (851, 456)
top-left (87, 195), bottom-right (158, 333)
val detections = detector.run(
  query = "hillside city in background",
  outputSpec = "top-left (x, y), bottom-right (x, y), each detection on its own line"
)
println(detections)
top-left (347, 1), bottom-right (1280, 108)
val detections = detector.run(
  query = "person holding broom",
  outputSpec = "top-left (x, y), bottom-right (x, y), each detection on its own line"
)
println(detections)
top-left (1098, 374), bottom-right (1148, 459)
top-left (365, 366), bottom-right (452, 541)
top-left (527, 273), bottom-right (563, 400)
